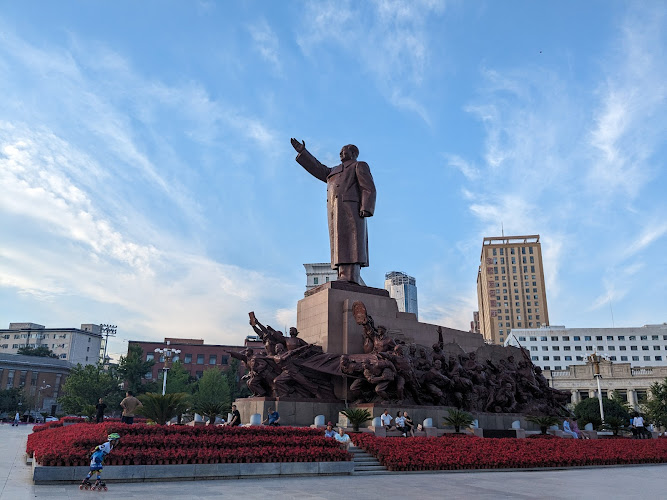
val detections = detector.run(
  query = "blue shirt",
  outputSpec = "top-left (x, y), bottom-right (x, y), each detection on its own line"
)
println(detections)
top-left (268, 411), bottom-right (280, 424)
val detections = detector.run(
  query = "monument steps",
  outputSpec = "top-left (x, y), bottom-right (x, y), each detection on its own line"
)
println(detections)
top-left (349, 445), bottom-right (390, 475)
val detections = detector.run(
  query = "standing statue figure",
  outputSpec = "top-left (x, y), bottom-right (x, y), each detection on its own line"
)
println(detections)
top-left (291, 138), bottom-right (377, 284)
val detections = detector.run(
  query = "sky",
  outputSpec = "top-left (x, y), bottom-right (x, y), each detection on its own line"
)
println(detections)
top-left (1, 1), bottom-right (665, 362)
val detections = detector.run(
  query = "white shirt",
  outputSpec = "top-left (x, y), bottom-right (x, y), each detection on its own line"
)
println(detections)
top-left (334, 433), bottom-right (350, 443)
top-left (395, 416), bottom-right (406, 427)
top-left (380, 413), bottom-right (392, 425)
top-left (633, 416), bottom-right (644, 427)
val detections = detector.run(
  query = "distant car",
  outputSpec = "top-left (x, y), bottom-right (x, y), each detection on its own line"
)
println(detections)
top-left (45, 416), bottom-right (58, 422)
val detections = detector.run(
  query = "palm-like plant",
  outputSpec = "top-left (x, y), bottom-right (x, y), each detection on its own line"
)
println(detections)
top-left (193, 401), bottom-right (227, 425)
top-left (340, 408), bottom-right (371, 431)
top-left (137, 392), bottom-right (190, 425)
top-left (443, 409), bottom-right (474, 433)
top-left (526, 415), bottom-right (560, 434)
top-left (601, 416), bottom-right (627, 436)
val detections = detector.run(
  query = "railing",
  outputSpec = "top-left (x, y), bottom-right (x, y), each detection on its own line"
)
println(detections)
top-left (631, 368), bottom-right (653, 375)
top-left (551, 370), bottom-right (570, 377)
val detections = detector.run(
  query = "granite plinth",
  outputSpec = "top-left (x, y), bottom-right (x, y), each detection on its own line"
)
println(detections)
top-left (233, 397), bottom-right (345, 427)
top-left (297, 281), bottom-right (484, 356)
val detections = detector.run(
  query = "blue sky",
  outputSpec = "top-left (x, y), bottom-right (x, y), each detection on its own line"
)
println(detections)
top-left (1, 1), bottom-right (665, 361)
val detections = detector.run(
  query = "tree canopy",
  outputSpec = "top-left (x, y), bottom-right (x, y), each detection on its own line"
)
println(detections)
top-left (17, 345), bottom-right (58, 358)
top-left (574, 396), bottom-right (631, 428)
top-left (0, 388), bottom-right (26, 413)
top-left (643, 377), bottom-right (667, 428)
top-left (58, 364), bottom-right (123, 415)
top-left (165, 361), bottom-right (194, 394)
top-left (117, 344), bottom-right (157, 394)
top-left (192, 368), bottom-right (230, 423)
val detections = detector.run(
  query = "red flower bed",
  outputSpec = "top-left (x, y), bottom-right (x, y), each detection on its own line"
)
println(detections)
top-left (351, 434), bottom-right (667, 471)
top-left (27, 423), bottom-right (351, 466)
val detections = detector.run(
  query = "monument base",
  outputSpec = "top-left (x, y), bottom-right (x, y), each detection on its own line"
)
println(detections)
top-left (234, 397), bottom-right (345, 427)
top-left (234, 397), bottom-right (541, 431)
top-left (297, 281), bottom-right (484, 355)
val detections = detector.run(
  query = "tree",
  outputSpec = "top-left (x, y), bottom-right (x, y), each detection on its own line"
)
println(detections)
top-left (17, 345), bottom-right (58, 358)
top-left (117, 344), bottom-right (157, 395)
top-left (192, 369), bottom-right (230, 423)
top-left (340, 408), bottom-right (371, 432)
top-left (444, 409), bottom-right (475, 433)
top-left (225, 358), bottom-right (250, 403)
top-left (165, 361), bottom-right (194, 394)
top-left (574, 397), bottom-right (631, 429)
top-left (0, 388), bottom-right (26, 413)
top-left (642, 378), bottom-right (667, 428)
top-left (137, 393), bottom-right (190, 425)
top-left (58, 364), bottom-right (123, 415)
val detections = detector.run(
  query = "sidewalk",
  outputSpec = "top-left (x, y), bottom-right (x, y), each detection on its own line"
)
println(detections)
top-left (1, 422), bottom-right (665, 499)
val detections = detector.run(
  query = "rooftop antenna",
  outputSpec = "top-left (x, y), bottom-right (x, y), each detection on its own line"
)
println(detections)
top-left (501, 222), bottom-right (504, 237)
top-left (608, 294), bottom-right (615, 328)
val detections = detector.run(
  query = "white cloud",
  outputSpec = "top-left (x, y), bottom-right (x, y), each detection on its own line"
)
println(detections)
top-left (248, 19), bottom-right (282, 73)
top-left (622, 222), bottom-right (667, 259)
top-left (446, 154), bottom-right (480, 181)
top-left (297, 0), bottom-right (446, 123)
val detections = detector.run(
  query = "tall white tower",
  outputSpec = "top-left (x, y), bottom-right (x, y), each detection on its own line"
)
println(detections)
top-left (384, 271), bottom-right (418, 319)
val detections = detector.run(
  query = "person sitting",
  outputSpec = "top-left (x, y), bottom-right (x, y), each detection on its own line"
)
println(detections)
top-left (394, 411), bottom-right (408, 437)
top-left (324, 422), bottom-right (337, 438)
top-left (562, 418), bottom-right (579, 439)
top-left (380, 409), bottom-right (393, 430)
top-left (263, 407), bottom-right (280, 426)
top-left (226, 404), bottom-right (241, 427)
top-left (402, 411), bottom-right (415, 437)
top-left (334, 427), bottom-right (351, 446)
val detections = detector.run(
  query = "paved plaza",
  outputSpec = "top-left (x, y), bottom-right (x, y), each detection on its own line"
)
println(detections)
top-left (1, 423), bottom-right (665, 500)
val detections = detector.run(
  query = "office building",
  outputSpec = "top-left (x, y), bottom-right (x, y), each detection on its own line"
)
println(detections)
top-left (0, 323), bottom-right (103, 365)
top-left (384, 271), bottom-right (418, 319)
top-left (476, 235), bottom-right (549, 344)
top-left (505, 324), bottom-right (667, 370)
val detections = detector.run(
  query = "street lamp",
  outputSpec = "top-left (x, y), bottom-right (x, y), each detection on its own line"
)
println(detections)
top-left (38, 381), bottom-right (51, 416)
top-left (155, 342), bottom-right (181, 396)
top-left (589, 353), bottom-right (605, 424)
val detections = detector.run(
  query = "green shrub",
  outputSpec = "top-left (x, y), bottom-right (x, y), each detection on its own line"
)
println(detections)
top-left (340, 408), bottom-right (371, 431)
top-left (443, 409), bottom-right (474, 433)
top-left (574, 397), bottom-right (630, 429)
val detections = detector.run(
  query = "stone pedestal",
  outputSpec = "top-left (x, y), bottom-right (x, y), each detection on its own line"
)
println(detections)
top-left (297, 281), bottom-right (484, 355)
top-left (234, 397), bottom-right (345, 427)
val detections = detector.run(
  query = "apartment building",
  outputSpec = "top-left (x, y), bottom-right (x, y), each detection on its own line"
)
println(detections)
top-left (384, 271), bottom-right (418, 319)
top-left (476, 235), bottom-right (549, 344)
top-left (0, 323), bottom-right (103, 366)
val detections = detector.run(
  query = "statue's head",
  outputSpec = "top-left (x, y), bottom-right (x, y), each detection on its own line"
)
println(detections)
top-left (289, 327), bottom-right (298, 337)
top-left (275, 344), bottom-right (286, 354)
top-left (340, 144), bottom-right (359, 162)
top-left (432, 343), bottom-right (441, 352)
top-left (377, 326), bottom-right (386, 338)
top-left (434, 359), bottom-right (442, 369)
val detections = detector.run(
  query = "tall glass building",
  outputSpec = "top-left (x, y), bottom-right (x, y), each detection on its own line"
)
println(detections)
top-left (384, 271), bottom-right (418, 319)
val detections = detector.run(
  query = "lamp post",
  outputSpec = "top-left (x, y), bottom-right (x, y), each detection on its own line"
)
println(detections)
top-left (589, 353), bottom-right (605, 424)
top-left (37, 381), bottom-right (51, 415)
top-left (155, 342), bottom-right (181, 396)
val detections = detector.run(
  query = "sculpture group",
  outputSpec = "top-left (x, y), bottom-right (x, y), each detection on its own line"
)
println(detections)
top-left (235, 304), bottom-right (569, 416)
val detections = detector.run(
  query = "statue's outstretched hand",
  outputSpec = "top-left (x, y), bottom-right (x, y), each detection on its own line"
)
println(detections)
top-left (290, 138), bottom-right (305, 153)
top-left (359, 210), bottom-right (372, 218)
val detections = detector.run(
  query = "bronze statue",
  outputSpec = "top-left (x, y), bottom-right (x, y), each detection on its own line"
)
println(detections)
top-left (291, 138), bottom-right (376, 284)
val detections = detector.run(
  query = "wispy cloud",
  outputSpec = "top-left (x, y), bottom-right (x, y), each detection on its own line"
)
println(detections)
top-left (248, 19), bottom-right (282, 74)
top-left (297, 0), bottom-right (446, 123)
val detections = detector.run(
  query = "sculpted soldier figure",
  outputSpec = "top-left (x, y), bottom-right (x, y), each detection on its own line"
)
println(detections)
top-left (291, 138), bottom-right (377, 284)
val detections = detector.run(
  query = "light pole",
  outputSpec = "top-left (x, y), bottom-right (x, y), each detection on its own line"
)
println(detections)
top-left (155, 342), bottom-right (181, 396)
top-left (589, 353), bottom-right (605, 424)
top-left (37, 381), bottom-right (51, 414)
top-left (99, 324), bottom-right (117, 364)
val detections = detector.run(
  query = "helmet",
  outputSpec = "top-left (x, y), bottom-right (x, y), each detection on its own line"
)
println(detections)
top-left (108, 433), bottom-right (121, 441)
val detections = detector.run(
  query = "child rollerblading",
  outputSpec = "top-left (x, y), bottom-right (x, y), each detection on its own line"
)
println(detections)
top-left (80, 433), bottom-right (120, 491)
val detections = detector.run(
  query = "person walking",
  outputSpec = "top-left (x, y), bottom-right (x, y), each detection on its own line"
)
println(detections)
top-left (12, 411), bottom-right (20, 426)
top-left (95, 398), bottom-right (107, 424)
top-left (119, 391), bottom-right (142, 424)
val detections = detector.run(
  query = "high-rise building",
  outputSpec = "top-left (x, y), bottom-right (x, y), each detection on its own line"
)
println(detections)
top-left (476, 235), bottom-right (549, 345)
top-left (384, 271), bottom-right (418, 319)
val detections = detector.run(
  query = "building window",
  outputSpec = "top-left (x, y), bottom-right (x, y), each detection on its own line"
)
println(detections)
top-left (629, 336), bottom-right (636, 341)
top-left (531, 356), bottom-right (538, 361)
top-left (530, 337), bottom-right (537, 341)
top-left (597, 346), bottom-right (604, 351)
top-left (562, 336), bottom-right (570, 341)
top-left (584, 336), bottom-right (591, 341)
top-left (585, 346), bottom-right (593, 351)
top-left (552, 346), bottom-right (560, 351)
top-left (553, 356), bottom-right (561, 361)
top-left (543, 366), bottom-right (550, 370)
top-left (565, 356), bottom-right (572, 361)
top-left (576, 356), bottom-right (584, 361)
top-left (655, 346), bottom-right (661, 350)
top-left (656, 356), bottom-right (663, 361)
top-left (554, 366), bottom-right (562, 370)
top-left (196, 371), bottom-right (203, 379)
top-left (197, 354), bottom-right (205, 364)
top-left (541, 346), bottom-right (549, 351)
top-left (619, 346), bottom-right (626, 351)
top-left (609, 356), bottom-right (617, 361)
top-left (631, 346), bottom-right (638, 351)
top-left (573, 336), bottom-right (580, 341)
top-left (643, 356), bottom-right (650, 361)
top-left (519, 337), bottom-right (526, 341)
top-left (493, 248), bottom-right (497, 256)
top-left (564, 346), bottom-right (571, 351)
top-left (641, 346), bottom-right (649, 351)
top-left (209, 355), bottom-right (217, 365)
top-left (608, 346), bottom-right (615, 351)
top-left (530, 347), bottom-right (538, 351)
top-left (575, 346), bottom-right (582, 351)
top-left (542, 356), bottom-right (549, 361)
top-left (640, 335), bottom-right (647, 341)
top-left (621, 356), bottom-right (628, 361)
top-left (632, 356), bottom-right (639, 361)
top-left (540, 336), bottom-right (547, 341)
top-left (314, 277), bottom-right (319, 285)
top-left (184, 354), bottom-right (192, 364)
